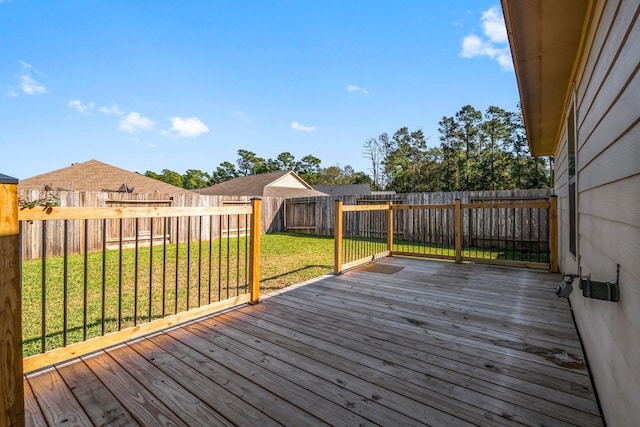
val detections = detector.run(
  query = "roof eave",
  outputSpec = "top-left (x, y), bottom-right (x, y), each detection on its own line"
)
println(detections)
top-left (501, 0), bottom-right (591, 157)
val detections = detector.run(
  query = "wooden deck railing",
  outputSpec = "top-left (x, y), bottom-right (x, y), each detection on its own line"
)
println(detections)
top-left (334, 197), bottom-right (558, 273)
top-left (16, 199), bottom-right (261, 373)
top-left (1, 179), bottom-right (263, 426)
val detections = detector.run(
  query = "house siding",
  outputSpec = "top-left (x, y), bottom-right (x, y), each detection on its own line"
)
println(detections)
top-left (555, 1), bottom-right (640, 425)
top-left (269, 173), bottom-right (308, 189)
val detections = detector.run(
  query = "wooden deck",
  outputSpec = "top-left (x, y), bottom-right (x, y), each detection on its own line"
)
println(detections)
top-left (24, 257), bottom-right (603, 426)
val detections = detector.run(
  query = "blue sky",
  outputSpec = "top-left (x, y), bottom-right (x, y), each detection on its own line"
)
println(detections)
top-left (1, 0), bottom-right (519, 180)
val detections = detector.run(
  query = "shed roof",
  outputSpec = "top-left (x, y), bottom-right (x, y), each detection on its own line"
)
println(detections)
top-left (18, 159), bottom-right (195, 195)
top-left (312, 184), bottom-right (372, 197)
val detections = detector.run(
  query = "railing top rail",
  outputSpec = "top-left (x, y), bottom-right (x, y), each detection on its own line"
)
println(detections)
top-left (18, 205), bottom-right (253, 221)
top-left (463, 201), bottom-right (550, 209)
top-left (340, 200), bottom-right (550, 213)
top-left (393, 203), bottom-right (456, 210)
top-left (341, 204), bottom-right (391, 212)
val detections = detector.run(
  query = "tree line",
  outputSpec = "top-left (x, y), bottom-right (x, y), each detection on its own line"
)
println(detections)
top-left (364, 105), bottom-right (549, 192)
top-left (145, 104), bottom-right (550, 191)
top-left (144, 149), bottom-right (370, 190)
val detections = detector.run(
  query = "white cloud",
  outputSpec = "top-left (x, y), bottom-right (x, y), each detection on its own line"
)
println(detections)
top-left (460, 7), bottom-right (513, 72)
top-left (98, 104), bottom-right (124, 115)
top-left (119, 112), bottom-right (155, 133)
top-left (481, 7), bottom-right (508, 43)
top-left (346, 84), bottom-right (369, 95)
top-left (167, 116), bottom-right (209, 138)
top-left (16, 62), bottom-right (47, 95)
top-left (67, 99), bottom-right (94, 114)
top-left (20, 75), bottom-right (46, 94)
top-left (291, 121), bottom-right (316, 132)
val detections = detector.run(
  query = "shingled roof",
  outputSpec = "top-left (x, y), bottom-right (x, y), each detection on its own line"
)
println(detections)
top-left (18, 159), bottom-right (195, 195)
top-left (312, 184), bottom-right (372, 197)
top-left (198, 170), bottom-right (327, 197)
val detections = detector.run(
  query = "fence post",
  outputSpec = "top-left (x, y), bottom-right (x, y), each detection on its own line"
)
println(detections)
top-left (0, 174), bottom-right (25, 427)
top-left (249, 198), bottom-right (261, 304)
top-left (454, 199), bottom-right (462, 263)
top-left (387, 202), bottom-right (394, 254)
top-left (549, 195), bottom-right (559, 272)
top-left (334, 200), bottom-right (343, 274)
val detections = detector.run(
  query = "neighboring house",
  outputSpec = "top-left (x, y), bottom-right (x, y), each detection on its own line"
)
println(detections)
top-left (18, 159), bottom-right (198, 257)
top-left (199, 170), bottom-right (327, 198)
top-left (503, 1), bottom-right (639, 425)
top-left (18, 159), bottom-right (195, 195)
top-left (312, 184), bottom-right (372, 197)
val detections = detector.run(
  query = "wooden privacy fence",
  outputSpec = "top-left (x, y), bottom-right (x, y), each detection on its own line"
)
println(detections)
top-left (334, 197), bottom-right (558, 274)
top-left (18, 190), bottom-right (285, 260)
top-left (286, 189), bottom-right (551, 237)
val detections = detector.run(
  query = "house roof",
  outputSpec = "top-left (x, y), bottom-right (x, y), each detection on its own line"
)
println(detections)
top-left (18, 159), bottom-right (195, 195)
top-left (312, 184), bottom-right (372, 197)
top-left (0, 173), bottom-right (19, 184)
top-left (501, 0), bottom-right (591, 156)
top-left (198, 170), bottom-right (327, 197)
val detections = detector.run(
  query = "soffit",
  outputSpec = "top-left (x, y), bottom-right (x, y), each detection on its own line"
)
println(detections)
top-left (502, 0), bottom-right (589, 156)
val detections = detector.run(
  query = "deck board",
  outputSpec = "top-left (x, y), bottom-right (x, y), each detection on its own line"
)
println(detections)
top-left (226, 301), bottom-right (598, 426)
top-left (56, 359), bottom-right (140, 426)
top-left (285, 281), bottom-right (584, 352)
top-left (145, 332), bottom-right (326, 426)
top-left (24, 257), bottom-right (604, 426)
top-left (82, 351), bottom-right (189, 426)
top-left (192, 314), bottom-right (464, 427)
top-left (26, 367), bottom-right (94, 426)
top-left (127, 337), bottom-right (282, 426)
top-left (269, 287), bottom-right (595, 400)
top-left (23, 380), bottom-right (47, 427)
top-left (243, 296), bottom-right (599, 415)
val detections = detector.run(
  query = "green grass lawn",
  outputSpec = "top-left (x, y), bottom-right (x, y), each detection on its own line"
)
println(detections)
top-left (21, 232), bottom-right (334, 356)
top-left (342, 236), bottom-right (549, 263)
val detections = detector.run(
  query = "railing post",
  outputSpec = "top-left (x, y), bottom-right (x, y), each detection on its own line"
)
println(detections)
top-left (454, 199), bottom-right (462, 263)
top-left (0, 174), bottom-right (25, 427)
top-left (334, 200), bottom-right (343, 274)
top-left (387, 202), bottom-right (394, 254)
top-left (249, 198), bottom-right (261, 304)
top-left (549, 195), bottom-right (559, 272)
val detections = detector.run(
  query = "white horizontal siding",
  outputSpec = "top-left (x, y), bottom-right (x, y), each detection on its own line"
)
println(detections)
top-left (579, 174), bottom-right (640, 227)
top-left (577, 0), bottom-right (639, 139)
top-left (269, 173), bottom-right (308, 189)
top-left (558, 1), bottom-right (640, 425)
top-left (578, 68), bottom-right (640, 190)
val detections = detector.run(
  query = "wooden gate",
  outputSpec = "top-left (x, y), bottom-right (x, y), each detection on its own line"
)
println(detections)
top-left (284, 199), bottom-right (316, 233)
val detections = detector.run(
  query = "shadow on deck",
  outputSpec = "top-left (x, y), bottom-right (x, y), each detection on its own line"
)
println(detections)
top-left (24, 257), bottom-right (603, 426)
